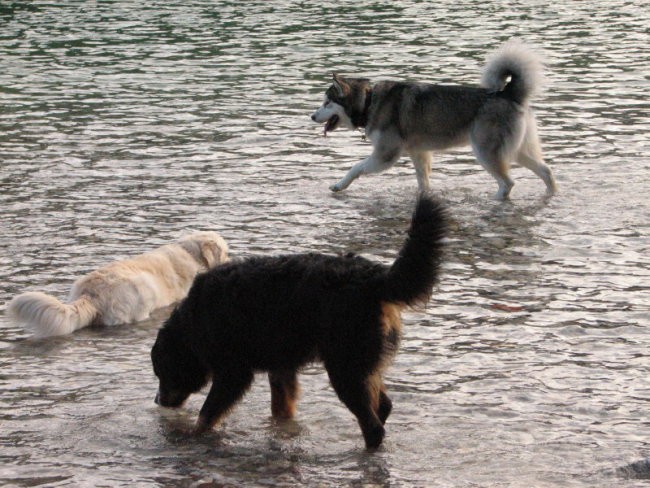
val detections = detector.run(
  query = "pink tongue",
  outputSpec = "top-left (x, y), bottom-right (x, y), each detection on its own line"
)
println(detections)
top-left (323, 115), bottom-right (339, 136)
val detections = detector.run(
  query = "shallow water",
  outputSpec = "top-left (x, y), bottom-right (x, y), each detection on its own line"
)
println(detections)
top-left (1, 1), bottom-right (649, 487)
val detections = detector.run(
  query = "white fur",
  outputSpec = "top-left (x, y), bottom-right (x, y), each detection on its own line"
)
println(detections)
top-left (7, 232), bottom-right (229, 337)
top-left (311, 98), bottom-right (354, 130)
top-left (312, 40), bottom-right (556, 199)
top-left (481, 38), bottom-right (544, 97)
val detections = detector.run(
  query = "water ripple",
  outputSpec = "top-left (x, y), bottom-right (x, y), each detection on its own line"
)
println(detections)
top-left (1, 1), bottom-right (648, 487)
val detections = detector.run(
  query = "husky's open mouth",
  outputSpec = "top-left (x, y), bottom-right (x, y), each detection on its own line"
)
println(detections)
top-left (323, 114), bottom-right (339, 135)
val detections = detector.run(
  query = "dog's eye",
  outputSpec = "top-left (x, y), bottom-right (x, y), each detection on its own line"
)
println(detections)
top-left (324, 100), bottom-right (331, 107)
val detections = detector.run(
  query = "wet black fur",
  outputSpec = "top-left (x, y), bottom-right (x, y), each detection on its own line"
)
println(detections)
top-left (151, 194), bottom-right (447, 449)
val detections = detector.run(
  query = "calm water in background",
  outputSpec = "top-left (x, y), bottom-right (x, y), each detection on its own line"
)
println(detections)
top-left (1, 1), bottom-right (649, 487)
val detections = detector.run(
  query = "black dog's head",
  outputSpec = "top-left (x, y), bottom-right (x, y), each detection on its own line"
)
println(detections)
top-left (151, 310), bottom-right (209, 408)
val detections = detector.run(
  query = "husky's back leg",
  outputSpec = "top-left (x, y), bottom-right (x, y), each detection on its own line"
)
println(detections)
top-left (471, 136), bottom-right (514, 200)
top-left (470, 105), bottom-right (526, 200)
top-left (516, 113), bottom-right (557, 195)
top-left (409, 151), bottom-right (432, 192)
top-left (477, 155), bottom-right (514, 200)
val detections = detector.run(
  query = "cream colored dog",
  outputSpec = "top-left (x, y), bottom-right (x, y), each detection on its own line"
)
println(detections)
top-left (7, 232), bottom-right (228, 337)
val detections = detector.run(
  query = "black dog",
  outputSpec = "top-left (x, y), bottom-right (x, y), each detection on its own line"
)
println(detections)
top-left (151, 194), bottom-right (447, 449)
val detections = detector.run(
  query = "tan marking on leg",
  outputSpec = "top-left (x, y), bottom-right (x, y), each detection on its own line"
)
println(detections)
top-left (269, 371), bottom-right (300, 419)
top-left (366, 372), bottom-right (382, 413)
top-left (380, 302), bottom-right (403, 337)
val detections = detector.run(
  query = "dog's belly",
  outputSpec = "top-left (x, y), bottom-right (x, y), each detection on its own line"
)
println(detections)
top-left (252, 349), bottom-right (319, 372)
top-left (235, 325), bottom-right (320, 371)
top-left (405, 130), bottom-right (470, 152)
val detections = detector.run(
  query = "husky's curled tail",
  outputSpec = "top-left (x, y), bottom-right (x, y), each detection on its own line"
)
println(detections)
top-left (481, 39), bottom-right (544, 105)
top-left (7, 292), bottom-right (98, 337)
top-left (383, 193), bottom-right (447, 306)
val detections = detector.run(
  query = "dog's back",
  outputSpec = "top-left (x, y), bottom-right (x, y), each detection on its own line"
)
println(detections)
top-left (177, 252), bottom-right (387, 369)
top-left (70, 243), bottom-right (206, 325)
top-left (369, 82), bottom-right (491, 148)
top-left (8, 232), bottom-right (228, 337)
top-left (165, 193), bottom-right (447, 371)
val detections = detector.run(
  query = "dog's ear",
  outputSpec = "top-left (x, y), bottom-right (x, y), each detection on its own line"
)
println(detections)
top-left (201, 239), bottom-right (229, 268)
top-left (331, 73), bottom-right (349, 97)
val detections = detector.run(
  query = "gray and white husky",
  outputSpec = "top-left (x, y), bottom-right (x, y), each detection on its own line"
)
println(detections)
top-left (311, 39), bottom-right (557, 199)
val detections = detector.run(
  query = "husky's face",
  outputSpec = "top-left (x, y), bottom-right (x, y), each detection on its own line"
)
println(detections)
top-left (311, 96), bottom-right (352, 134)
top-left (311, 74), bottom-right (369, 134)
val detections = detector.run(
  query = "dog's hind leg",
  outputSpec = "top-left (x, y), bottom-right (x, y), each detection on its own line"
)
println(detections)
top-left (330, 133), bottom-right (402, 192)
top-left (409, 151), bottom-right (432, 192)
top-left (474, 154), bottom-right (514, 200)
top-left (366, 372), bottom-right (392, 425)
top-left (515, 135), bottom-right (557, 195)
top-left (327, 369), bottom-right (385, 449)
top-left (517, 152), bottom-right (557, 196)
top-left (377, 384), bottom-right (392, 425)
top-left (269, 369), bottom-right (300, 419)
top-left (194, 369), bottom-right (254, 434)
top-left (516, 120), bottom-right (557, 195)
top-left (471, 105), bottom-right (525, 199)
top-left (471, 141), bottom-right (514, 200)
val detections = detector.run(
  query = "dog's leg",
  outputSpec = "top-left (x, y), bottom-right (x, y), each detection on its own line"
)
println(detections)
top-left (330, 153), bottom-right (400, 192)
top-left (493, 166), bottom-right (514, 200)
top-left (330, 135), bottom-right (402, 192)
top-left (516, 134), bottom-right (557, 196)
top-left (471, 112), bottom-right (521, 200)
top-left (516, 111), bottom-right (557, 195)
top-left (366, 373), bottom-right (392, 425)
top-left (517, 153), bottom-right (557, 196)
top-left (377, 385), bottom-right (393, 425)
top-left (474, 155), bottom-right (514, 200)
top-left (471, 139), bottom-right (515, 200)
top-left (327, 370), bottom-right (385, 449)
top-left (410, 151), bottom-right (432, 192)
top-left (268, 369), bottom-right (300, 419)
top-left (194, 369), bottom-right (254, 434)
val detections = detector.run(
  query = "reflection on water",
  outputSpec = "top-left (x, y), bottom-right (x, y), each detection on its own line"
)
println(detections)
top-left (1, 1), bottom-right (648, 487)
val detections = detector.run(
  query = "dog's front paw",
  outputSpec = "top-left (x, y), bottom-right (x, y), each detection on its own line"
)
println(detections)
top-left (191, 417), bottom-right (210, 436)
top-left (363, 424), bottom-right (386, 450)
top-left (329, 183), bottom-right (343, 192)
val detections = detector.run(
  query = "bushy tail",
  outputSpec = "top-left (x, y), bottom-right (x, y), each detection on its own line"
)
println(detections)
top-left (383, 193), bottom-right (448, 305)
top-left (7, 292), bottom-right (98, 337)
top-left (481, 39), bottom-right (544, 104)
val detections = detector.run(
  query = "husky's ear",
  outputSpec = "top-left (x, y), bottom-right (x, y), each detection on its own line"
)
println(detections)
top-left (331, 73), bottom-right (349, 97)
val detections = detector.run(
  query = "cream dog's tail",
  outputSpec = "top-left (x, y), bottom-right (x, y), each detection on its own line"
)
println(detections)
top-left (7, 292), bottom-right (98, 337)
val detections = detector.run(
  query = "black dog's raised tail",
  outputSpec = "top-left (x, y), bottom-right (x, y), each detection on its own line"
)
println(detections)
top-left (383, 193), bottom-right (448, 306)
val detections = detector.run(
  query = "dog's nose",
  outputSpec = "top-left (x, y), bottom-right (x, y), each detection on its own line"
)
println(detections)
top-left (311, 114), bottom-right (316, 121)
top-left (154, 392), bottom-right (160, 405)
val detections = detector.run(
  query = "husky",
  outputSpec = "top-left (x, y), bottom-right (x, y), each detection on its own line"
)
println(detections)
top-left (311, 39), bottom-right (557, 199)
top-left (7, 232), bottom-right (229, 337)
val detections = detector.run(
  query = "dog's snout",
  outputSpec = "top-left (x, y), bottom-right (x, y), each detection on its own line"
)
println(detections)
top-left (154, 391), bottom-right (161, 405)
top-left (311, 113), bottom-right (316, 121)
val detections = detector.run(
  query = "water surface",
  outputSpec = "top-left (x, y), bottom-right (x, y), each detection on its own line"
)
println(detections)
top-left (1, 1), bottom-right (649, 487)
